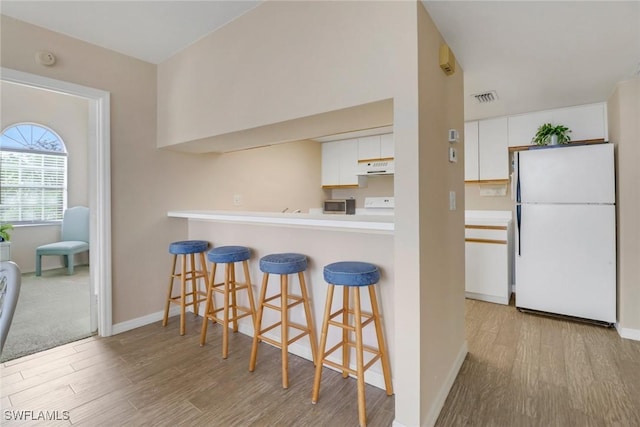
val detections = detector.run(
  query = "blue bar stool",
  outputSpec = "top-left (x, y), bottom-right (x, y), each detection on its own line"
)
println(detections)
top-left (311, 261), bottom-right (393, 427)
top-left (163, 240), bottom-right (210, 336)
top-left (200, 246), bottom-right (257, 359)
top-left (249, 253), bottom-right (318, 388)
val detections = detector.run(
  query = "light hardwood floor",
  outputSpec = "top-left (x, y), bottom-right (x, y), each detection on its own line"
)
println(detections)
top-left (436, 299), bottom-right (640, 426)
top-left (2, 300), bottom-right (639, 426)
top-left (0, 314), bottom-right (394, 426)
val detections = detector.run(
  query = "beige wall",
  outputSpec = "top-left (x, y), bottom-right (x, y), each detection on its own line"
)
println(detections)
top-left (465, 182), bottom-right (514, 211)
top-left (206, 139), bottom-right (325, 212)
top-left (608, 77), bottom-right (640, 331)
top-left (1, 15), bottom-right (213, 323)
top-left (157, 1), bottom-right (398, 149)
top-left (1, 81), bottom-right (89, 272)
top-left (416, 3), bottom-right (466, 422)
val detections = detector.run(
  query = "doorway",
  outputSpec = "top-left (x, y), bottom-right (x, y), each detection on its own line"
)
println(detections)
top-left (1, 68), bottom-right (112, 356)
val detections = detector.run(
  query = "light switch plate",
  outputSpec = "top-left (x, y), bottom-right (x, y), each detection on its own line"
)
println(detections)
top-left (448, 129), bottom-right (459, 143)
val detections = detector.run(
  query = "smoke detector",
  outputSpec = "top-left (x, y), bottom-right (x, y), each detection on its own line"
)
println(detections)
top-left (472, 90), bottom-right (498, 104)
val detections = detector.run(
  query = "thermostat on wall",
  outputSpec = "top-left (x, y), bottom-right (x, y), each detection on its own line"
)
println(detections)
top-left (448, 129), bottom-right (459, 143)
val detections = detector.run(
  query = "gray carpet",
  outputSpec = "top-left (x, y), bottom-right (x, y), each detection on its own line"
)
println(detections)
top-left (1, 266), bottom-right (95, 362)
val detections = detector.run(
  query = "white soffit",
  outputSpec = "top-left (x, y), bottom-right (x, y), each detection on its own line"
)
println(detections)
top-left (0, 1), bottom-right (263, 64)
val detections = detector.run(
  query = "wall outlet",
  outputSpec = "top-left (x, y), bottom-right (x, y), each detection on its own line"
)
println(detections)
top-left (449, 191), bottom-right (456, 211)
top-left (233, 194), bottom-right (242, 206)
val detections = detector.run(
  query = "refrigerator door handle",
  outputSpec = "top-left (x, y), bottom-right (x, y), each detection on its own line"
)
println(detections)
top-left (516, 152), bottom-right (521, 203)
top-left (516, 204), bottom-right (522, 256)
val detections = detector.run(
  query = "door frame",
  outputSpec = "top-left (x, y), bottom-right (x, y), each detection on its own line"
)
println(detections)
top-left (2, 67), bottom-right (113, 336)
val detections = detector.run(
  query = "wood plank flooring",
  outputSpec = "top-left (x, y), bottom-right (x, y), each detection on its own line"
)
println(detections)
top-left (2, 300), bottom-right (639, 426)
top-left (436, 299), bottom-right (640, 427)
top-left (1, 314), bottom-right (394, 426)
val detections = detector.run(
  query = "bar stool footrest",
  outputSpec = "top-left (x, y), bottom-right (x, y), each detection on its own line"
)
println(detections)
top-left (205, 307), bottom-right (254, 324)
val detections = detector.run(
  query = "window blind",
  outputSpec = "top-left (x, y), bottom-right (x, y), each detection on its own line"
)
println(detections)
top-left (0, 151), bottom-right (67, 223)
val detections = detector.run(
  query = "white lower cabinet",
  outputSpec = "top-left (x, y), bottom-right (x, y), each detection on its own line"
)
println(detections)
top-left (465, 213), bottom-right (513, 305)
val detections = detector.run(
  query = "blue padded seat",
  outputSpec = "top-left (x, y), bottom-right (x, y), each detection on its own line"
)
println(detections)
top-left (260, 253), bottom-right (307, 275)
top-left (169, 240), bottom-right (209, 255)
top-left (36, 206), bottom-right (90, 276)
top-left (323, 261), bottom-right (380, 287)
top-left (37, 241), bottom-right (89, 255)
top-left (207, 246), bottom-right (251, 264)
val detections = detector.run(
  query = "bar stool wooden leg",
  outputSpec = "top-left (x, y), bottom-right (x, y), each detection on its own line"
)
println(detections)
top-left (230, 264), bottom-right (239, 333)
top-left (298, 272), bottom-right (318, 365)
top-left (198, 252), bottom-right (210, 316)
top-left (163, 255), bottom-right (178, 327)
top-left (222, 263), bottom-right (231, 359)
top-left (249, 272), bottom-right (269, 371)
top-left (369, 285), bottom-right (393, 395)
top-left (342, 286), bottom-right (350, 378)
top-left (200, 262), bottom-right (217, 346)
top-left (312, 284), bottom-right (335, 404)
top-left (354, 287), bottom-right (366, 427)
top-left (179, 254), bottom-right (187, 336)
top-left (189, 253), bottom-right (197, 317)
top-left (281, 274), bottom-right (290, 388)
top-left (242, 260), bottom-right (257, 325)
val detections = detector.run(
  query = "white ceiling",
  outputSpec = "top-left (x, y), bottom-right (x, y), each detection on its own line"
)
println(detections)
top-left (2, 1), bottom-right (639, 121)
top-left (423, 1), bottom-right (640, 120)
top-left (0, 1), bottom-right (262, 64)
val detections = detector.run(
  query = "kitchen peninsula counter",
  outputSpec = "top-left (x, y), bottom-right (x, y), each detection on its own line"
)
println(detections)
top-left (168, 209), bottom-right (395, 390)
top-left (168, 210), bottom-right (394, 233)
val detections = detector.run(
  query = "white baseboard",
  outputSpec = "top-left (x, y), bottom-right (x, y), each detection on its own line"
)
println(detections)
top-left (391, 340), bottom-right (468, 427)
top-left (616, 324), bottom-right (640, 341)
top-left (112, 306), bottom-right (181, 335)
top-left (113, 304), bottom-right (391, 390)
top-left (422, 340), bottom-right (468, 427)
top-left (465, 292), bottom-right (509, 305)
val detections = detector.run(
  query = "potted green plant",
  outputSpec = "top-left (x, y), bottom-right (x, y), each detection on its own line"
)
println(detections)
top-left (0, 223), bottom-right (13, 262)
top-left (532, 123), bottom-right (572, 146)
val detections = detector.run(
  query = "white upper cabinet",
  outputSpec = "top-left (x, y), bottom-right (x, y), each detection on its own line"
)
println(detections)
top-left (478, 117), bottom-right (509, 180)
top-left (552, 103), bottom-right (607, 142)
top-left (357, 133), bottom-right (394, 160)
top-left (380, 133), bottom-right (394, 158)
top-left (464, 121), bottom-right (479, 181)
top-left (321, 139), bottom-right (360, 187)
top-left (508, 110), bottom-right (553, 147)
top-left (340, 139), bottom-right (360, 185)
top-left (321, 141), bottom-right (341, 186)
top-left (358, 135), bottom-right (381, 160)
top-left (508, 102), bottom-right (607, 147)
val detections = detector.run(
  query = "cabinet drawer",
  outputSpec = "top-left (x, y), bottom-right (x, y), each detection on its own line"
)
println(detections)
top-left (465, 225), bottom-right (507, 243)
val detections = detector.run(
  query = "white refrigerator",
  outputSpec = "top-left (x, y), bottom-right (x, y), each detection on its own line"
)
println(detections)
top-left (514, 143), bottom-right (616, 324)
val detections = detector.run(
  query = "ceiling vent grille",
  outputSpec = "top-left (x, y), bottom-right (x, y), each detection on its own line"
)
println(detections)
top-left (472, 90), bottom-right (498, 104)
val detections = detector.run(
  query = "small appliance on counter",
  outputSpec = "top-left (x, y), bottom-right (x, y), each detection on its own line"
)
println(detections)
top-left (323, 199), bottom-right (356, 215)
top-left (361, 197), bottom-right (394, 215)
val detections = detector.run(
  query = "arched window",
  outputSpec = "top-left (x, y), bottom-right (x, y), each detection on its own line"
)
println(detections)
top-left (0, 123), bottom-right (68, 223)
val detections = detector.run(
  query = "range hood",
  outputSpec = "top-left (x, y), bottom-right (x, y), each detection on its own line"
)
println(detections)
top-left (357, 159), bottom-right (395, 176)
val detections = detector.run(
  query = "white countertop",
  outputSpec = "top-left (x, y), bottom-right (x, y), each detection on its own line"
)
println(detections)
top-left (465, 210), bottom-right (513, 226)
top-left (168, 210), bottom-right (394, 233)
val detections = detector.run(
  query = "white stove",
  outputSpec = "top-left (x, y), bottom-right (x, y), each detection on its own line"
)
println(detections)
top-left (360, 197), bottom-right (394, 215)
